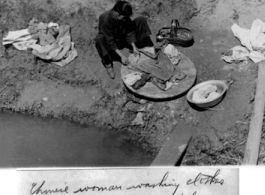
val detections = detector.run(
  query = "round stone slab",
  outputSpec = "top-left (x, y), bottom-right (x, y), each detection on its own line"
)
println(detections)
top-left (121, 53), bottom-right (197, 100)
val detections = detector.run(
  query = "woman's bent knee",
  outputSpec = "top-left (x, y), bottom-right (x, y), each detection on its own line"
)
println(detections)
top-left (95, 34), bottom-right (105, 45)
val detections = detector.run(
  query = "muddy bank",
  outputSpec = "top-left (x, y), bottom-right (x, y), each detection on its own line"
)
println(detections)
top-left (0, 0), bottom-right (263, 164)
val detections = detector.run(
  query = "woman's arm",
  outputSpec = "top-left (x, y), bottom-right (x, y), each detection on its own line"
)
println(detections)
top-left (131, 42), bottom-right (140, 56)
top-left (115, 49), bottom-right (129, 65)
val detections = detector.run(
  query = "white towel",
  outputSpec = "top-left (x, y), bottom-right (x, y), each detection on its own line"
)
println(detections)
top-left (163, 44), bottom-right (180, 65)
top-left (124, 72), bottom-right (142, 86)
top-left (48, 22), bottom-right (59, 29)
top-left (224, 19), bottom-right (265, 63)
top-left (2, 29), bottom-right (33, 50)
top-left (2, 23), bottom-right (77, 67)
top-left (221, 46), bottom-right (250, 64)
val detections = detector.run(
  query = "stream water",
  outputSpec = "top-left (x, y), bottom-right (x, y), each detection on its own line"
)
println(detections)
top-left (0, 111), bottom-right (153, 167)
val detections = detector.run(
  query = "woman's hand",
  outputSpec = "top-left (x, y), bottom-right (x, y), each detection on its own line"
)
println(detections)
top-left (132, 42), bottom-right (140, 57)
top-left (115, 49), bottom-right (129, 65)
top-left (121, 55), bottom-right (129, 65)
top-left (133, 47), bottom-right (140, 57)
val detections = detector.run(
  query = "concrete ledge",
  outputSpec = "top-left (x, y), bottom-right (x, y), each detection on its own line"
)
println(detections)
top-left (151, 121), bottom-right (194, 166)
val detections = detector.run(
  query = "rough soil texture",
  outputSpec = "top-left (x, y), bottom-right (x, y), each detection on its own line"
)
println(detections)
top-left (1, 0), bottom-right (265, 164)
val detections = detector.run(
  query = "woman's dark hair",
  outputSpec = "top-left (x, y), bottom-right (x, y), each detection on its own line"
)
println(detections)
top-left (113, 1), bottom-right (133, 17)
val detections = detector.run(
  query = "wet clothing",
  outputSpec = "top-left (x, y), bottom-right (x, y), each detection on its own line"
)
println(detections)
top-left (131, 73), bottom-right (151, 90)
top-left (95, 9), bottom-right (153, 66)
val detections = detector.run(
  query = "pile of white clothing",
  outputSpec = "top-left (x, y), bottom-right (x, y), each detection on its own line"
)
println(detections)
top-left (221, 18), bottom-right (265, 64)
top-left (124, 72), bottom-right (142, 86)
top-left (2, 29), bottom-right (37, 50)
top-left (163, 44), bottom-right (180, 65)
top-left (192, 84), bottom-right (220, 103)
top-left (2, 18), bottom-right (77, 67)
top-left (221, 46), bottom-right (249, 64)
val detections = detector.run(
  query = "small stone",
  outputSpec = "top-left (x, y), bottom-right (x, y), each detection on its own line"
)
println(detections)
top-left (178, 144), bottom-right (187, 153)
top-left (43, 97), bottom-right (48, 101)
top-left (132, 112), bottom-right (144, 125)
top-left (133, 2), bottom-right (140, 10)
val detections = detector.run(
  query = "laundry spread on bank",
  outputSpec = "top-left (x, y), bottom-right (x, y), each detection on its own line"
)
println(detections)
top-left (2, 18), bottom-right (77, 67)
top-left (222, 18), bottom-right (265, 64)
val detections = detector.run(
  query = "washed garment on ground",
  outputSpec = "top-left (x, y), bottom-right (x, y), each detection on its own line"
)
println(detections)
top-left (221, 18), bottom-right (265, 64)
top-left (2, 29), bottom-right (37, 50)
top-left (2, 19), bottom-right (77, 66)
top-left (29, 25), bottom-right (77, 67)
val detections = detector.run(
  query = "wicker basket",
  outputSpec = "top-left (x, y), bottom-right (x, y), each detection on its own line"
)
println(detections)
top-left (156, 27), bottom-right (194, 47)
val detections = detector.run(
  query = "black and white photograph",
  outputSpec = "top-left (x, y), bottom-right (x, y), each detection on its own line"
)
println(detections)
top-left (2, 0), bottom-right (265, 194)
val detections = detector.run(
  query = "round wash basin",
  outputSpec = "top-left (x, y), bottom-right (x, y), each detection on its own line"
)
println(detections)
top-left (186, 80), bottom-right (228, 109)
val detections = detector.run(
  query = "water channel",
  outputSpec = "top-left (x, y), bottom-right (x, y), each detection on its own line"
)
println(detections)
top-left (0, 111), bottom-right (153, 167)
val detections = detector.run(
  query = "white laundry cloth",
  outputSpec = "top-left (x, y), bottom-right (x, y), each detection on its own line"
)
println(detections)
top-left (29, 25), bottom-right (77, 67)
top-left (2, 29), bottom-right (33, 50)
top-left (192, 84), bottom-right (220, 103)
top-left (231, 24), bottom-right (252, 51)
top-left (225, 19), bottom-right (265, 63)
top-left (250, 19), bottom-right (265, 49)
top-left (12, 39), bottom-right (37, 50)
top-left (221, 46), bottom-right (250, 64)
top-left (2, 23), bottom-right (77, 67)
top-left (249, 51), bottom-right (265, 63)
top-left (163, 44), bottom-right (180, 65)
top-left (124, 72), bottom-right (142, 86)
top-left (48, 22), bottom-right (59, 29)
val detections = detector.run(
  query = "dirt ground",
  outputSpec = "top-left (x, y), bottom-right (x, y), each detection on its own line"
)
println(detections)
top-left (1, 0), bottom-right (265, 165)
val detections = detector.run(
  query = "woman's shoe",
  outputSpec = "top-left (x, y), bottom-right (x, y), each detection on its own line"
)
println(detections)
top-left (106, 66), bottom-right (115, 79)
